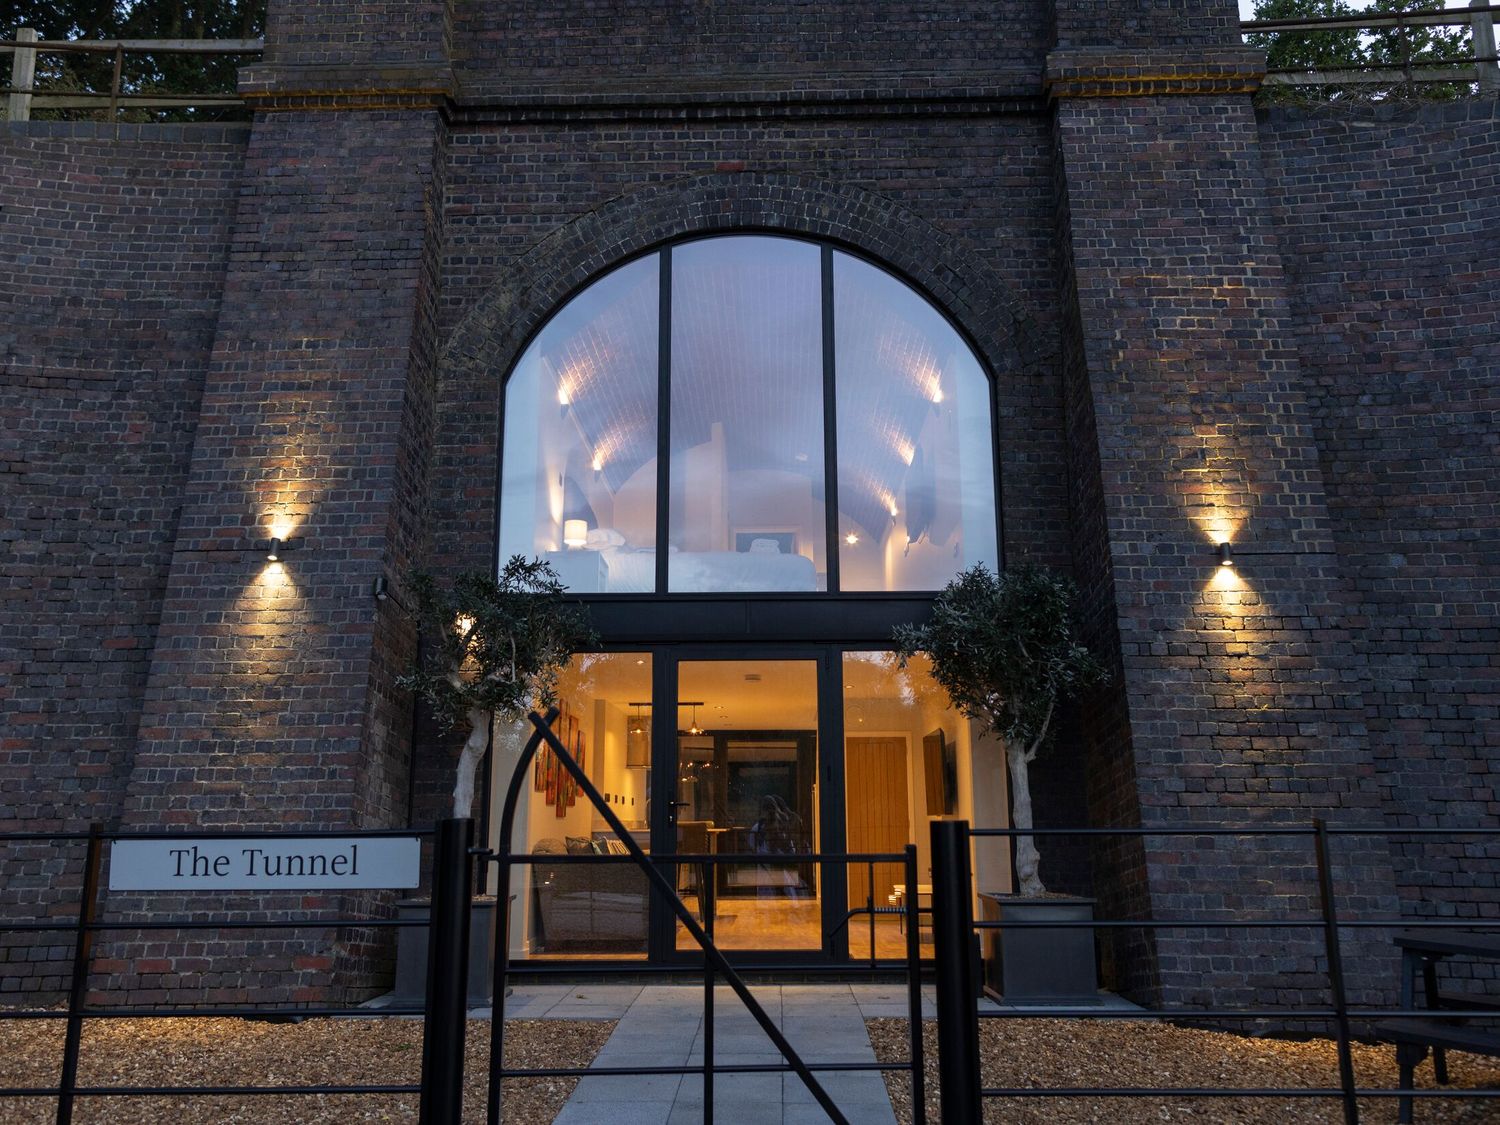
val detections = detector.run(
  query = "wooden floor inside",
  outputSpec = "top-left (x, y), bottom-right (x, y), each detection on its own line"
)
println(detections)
top-left (676, 896), bottom-right (933, 960)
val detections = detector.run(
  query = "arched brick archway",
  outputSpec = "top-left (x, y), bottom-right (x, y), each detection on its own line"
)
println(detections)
top-left (442, 170), bottom-right (1051, 394)
top-left (433, 172), bottom-right (1055, 576)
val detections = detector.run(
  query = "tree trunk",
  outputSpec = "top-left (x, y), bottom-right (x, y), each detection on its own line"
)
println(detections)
top-left (1006, 741), bottom-right (1046, 896)
top-left (451, 706), bottom-right (490, 820)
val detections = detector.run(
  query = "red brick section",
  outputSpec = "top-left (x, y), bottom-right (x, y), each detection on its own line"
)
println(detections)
top-left (103, 108), bottom-right (441, 1005)
top-left (1051, 67), bottom-right (1402, 1007)
top-left (1260, 101), bottom-right (1500, 951)
top-left (0, 123), bottom-right (248, 1001)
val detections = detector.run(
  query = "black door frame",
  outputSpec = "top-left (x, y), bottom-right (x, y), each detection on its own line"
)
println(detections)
top-left (647, 643), bottom-right (850, 966)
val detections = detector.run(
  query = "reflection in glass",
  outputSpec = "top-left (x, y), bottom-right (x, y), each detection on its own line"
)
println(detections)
top-left (498, 254), bottom-right (659, 593)
top-left (833, 252), bottom-right (998, 590)
top-left (510, 652), bottom-right (652, 959)
top-left (674, 659), bottom-right (822, 950)
top-left (669, 238), bottom-right (826, 592)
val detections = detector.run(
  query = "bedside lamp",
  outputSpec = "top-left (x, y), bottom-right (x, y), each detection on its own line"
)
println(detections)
top-left (563, 519), bottom-right (589, 548)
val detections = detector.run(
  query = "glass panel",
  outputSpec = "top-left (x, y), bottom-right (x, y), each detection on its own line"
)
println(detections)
top-left (508, 652), bottom-right (652, 959)
top-left (842, 651), bottom-right (1004, 961)
top-left (833, 252), bottom-right (999, 590)
top-left (498, 254), bottom-right (660, 593)
top-left (669, 237), bottom-right (827, 591)
top-left (674, 659), bottom-right (821, 951)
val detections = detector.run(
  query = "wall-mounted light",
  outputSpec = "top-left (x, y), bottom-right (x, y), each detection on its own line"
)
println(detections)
top-left (844, 531), bottom-right (859, 546)
top-left (370, 575), bottom-right (412, 611)
top-left (1217, 542), bottom-right (1235, 567)
top-left (563, 519), bottom-right (589, 548)
top-left (258, 534), bottom-right (303, 562)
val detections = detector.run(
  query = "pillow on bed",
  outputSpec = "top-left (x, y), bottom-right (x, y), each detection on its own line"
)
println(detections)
top-left (586, 527), bottom-right (627, 550)
top-left (748, 538), bottom-right (782, 554)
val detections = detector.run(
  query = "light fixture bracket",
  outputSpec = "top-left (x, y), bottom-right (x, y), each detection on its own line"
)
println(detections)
top-left (260, 535), bottom-right (301, 561)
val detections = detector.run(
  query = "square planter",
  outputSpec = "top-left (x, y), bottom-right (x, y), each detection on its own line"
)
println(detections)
top-left (980, 893), bottom-right (1100, 1005)
top-left (390, 897), bottom-right (499, 1006)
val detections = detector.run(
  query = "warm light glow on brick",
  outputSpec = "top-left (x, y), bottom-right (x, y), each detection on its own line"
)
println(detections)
top-left (1207, 564), bottom-right (1244, 592)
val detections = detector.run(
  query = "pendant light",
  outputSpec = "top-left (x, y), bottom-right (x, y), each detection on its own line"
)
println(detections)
top-left (626, 701), bottom-right (650, 768)
top-left (687, 703), bottom-right (704, 737)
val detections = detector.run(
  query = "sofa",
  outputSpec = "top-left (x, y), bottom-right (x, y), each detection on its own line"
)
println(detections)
top-left (528, 834), bottom-right (650, 953)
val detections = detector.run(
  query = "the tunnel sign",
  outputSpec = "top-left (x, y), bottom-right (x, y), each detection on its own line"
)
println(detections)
top-left (108, 837), bottom-right (422, 890)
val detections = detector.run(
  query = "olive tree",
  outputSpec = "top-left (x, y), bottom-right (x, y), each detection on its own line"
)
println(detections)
top-left (400, 557), bottom-right (595, 820)
top-left (894, 564), bottom-right (1107, 897)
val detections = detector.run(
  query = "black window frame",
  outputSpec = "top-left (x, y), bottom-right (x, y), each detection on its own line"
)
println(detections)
top-left (492, 231), bottom-right (1005, 644)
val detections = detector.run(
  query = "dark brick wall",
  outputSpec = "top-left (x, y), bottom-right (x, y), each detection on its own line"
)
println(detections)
top-left (1053, 0), bottom-right (1242, 49)
top-left (0, 122), bottom-right (247, 999)
top-left (3, 0), bottom-right (1496, 1012)
top-left (98, 108), bottom-right (443, 1005)
top-left (1260, 100), bottom-right (1500, 939)
top-left (1053, 128), bottom-right (1160, 997)
top-left (1051, 88), bottom-right (1403, 1007)
top-left (261, 0), bottom-right (450, 70)
top-left (453, 1), bottom-right (1050, 97)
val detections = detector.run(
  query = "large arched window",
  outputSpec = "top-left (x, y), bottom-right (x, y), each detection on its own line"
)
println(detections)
top-left (498, 235), bottom-right (998, 593)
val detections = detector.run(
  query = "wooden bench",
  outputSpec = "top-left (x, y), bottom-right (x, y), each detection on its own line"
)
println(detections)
top-left (1373, 1018), bottom-right (1500, 1123)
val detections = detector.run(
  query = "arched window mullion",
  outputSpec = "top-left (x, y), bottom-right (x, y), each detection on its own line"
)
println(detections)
top-left (820, 245), bottom-right (841, 594)
top-left (654, 247), bottom-right (672, 594)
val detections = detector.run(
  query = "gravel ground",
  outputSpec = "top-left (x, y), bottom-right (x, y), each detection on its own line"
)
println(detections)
top-left (868, 1018), bottom-right (1500, 1124)
top-left (0, 1016), bottom-right (613, 1124)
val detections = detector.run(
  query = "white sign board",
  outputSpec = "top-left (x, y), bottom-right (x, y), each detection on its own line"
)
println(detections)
top-left (108, 837), bottom-right (422, 891)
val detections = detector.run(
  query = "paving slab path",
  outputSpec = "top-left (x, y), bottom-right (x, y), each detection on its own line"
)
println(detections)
top-left (551, 984), bottom-right (901, 1125)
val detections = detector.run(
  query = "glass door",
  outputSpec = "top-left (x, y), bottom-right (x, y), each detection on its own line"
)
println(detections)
top-left (652, 653), bottom-right (843, 959)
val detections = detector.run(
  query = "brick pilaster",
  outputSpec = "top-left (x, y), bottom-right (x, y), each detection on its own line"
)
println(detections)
top-left (1049, 39), bottom-right (1402, 1007)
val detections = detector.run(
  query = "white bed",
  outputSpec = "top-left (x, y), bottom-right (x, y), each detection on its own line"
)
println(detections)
top-left (548, 539), bottom-right (818, 593)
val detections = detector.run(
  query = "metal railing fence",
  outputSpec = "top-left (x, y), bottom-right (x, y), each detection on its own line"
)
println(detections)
top-left (7, 793), bottom-right (1500, 1122)
top-left (479, 708), bottom-right (930, 1125)
top-left (929, 819), bottom-right (1500, 1125)
top-left (0, 706), bottom-right (931, 1125)
top-left (0, 824), bottom-right (435, 1124)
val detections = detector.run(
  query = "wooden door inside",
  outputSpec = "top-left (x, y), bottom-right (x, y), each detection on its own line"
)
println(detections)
top-left (844, 736), bottom-right (909, 911)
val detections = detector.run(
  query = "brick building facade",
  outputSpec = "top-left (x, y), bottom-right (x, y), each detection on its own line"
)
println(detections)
top-left (2, 0), bottom-right (1496, 1008)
